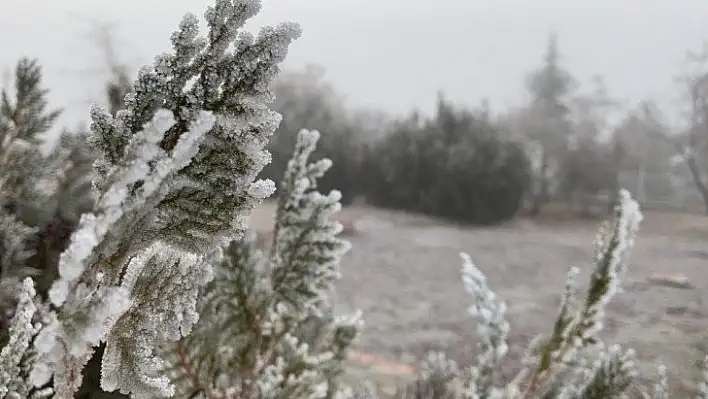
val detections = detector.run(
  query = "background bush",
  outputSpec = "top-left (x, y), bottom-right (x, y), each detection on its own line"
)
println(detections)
top-left (364, 96), bottom-right (530, 225)
top-left (261, 65), bottom-right (369, 205)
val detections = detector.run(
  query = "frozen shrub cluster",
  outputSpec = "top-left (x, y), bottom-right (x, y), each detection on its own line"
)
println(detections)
top-left (1, 0), bottom-right (708, 398)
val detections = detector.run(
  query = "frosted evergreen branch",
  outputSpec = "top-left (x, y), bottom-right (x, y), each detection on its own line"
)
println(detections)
top-left (100, 242), bottom-right (213, 397)
top-left (652, 364), bottom-right (670, 399)
top-left (26, 0), bottom-right (300, 395)
top-left (698, 355), bottom-right (708, 399)
top-left (0, 58), bottom-right (61, 146)
top-left (559, 344), bottom-right (638, 398)
top-left (396, 352), bottom-right (460, 399)
top-left (271, 130), bottom-right (351, 318)
top-left (88, 0), bottom-right (301, 256)
top-left (0, 210), bottom-right (39, 291)
top-left (164, 129), bottom-right (361, 398)
top-left (459, 252), bottom-right (510, 397)
top-left (0, 278), bottom-right (47, 398)
top-left (521, 189), bottom-right (642, 397)
top-left (0, 58), bottom-right (60, 210)
top-left (31, 110), bottom-right (219, 397)
top-left (575, 189), bottom-right (642, 343)
top-left (527, 266), bottom-right (581, 388)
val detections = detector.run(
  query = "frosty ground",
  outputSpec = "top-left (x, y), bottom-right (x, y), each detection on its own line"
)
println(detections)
top-left (250, 202), bottom-right (708, 395)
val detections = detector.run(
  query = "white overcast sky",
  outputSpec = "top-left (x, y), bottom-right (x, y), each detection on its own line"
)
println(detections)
top-left (1, 0), bottom-right (708, 130)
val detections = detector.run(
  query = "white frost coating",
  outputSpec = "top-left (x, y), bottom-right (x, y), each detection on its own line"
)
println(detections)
top-left (100, 241), bottom-right (213, 397)
top-left (161, 110), bottom-right (216, 172)
top-left (167, 127), bottom-right (356, 397)
top-left (698, 356), bottom-right (708, 399)
top-left (248, 178), bottom-right (277, 199)
top-left (48, 110), bottom-right (180, 307)
top-left (28, 0), bottom-right (301, 394)
top-left (579, 189), bottom-right (643, 344)
top-left (460, 252), bottom-right (510, 396)
top-left (33, 110), bottom-right (216, 393)
top-left (0, 278), bottom-right (40, 397)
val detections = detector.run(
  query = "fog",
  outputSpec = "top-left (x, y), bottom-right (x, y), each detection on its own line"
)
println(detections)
top-left (2, 0), bottom-right (708, 128)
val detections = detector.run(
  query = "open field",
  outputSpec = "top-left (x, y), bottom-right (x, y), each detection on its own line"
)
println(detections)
top-left (249, 202), bottom-right (708, 396)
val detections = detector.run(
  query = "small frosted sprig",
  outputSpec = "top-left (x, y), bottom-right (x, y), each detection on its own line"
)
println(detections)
top-left (460, 252), bottom-right (510, 396)
top-left (653, 364), bottom-right (670, 399)
top-left (698, 355), bottom-right (708, 399)
top-left (575, 189), bottom-right (642, 345)
top-left (397, 351), bottom-right (460, 398)
top-left (518, 190), bottom-right (642, 398)
top-left (535, 266), bottom-right (581, 376)
top-left (568, 344), bottom-right (639, 398)
top-left (0, 278), bottom-right (42, 398)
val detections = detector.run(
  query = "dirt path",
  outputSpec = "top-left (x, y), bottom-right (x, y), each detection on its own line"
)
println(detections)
top-left (250, 203), bottom-right (708, 395)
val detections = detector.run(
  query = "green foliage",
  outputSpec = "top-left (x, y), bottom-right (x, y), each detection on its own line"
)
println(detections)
top-left (0, 57), bottom-right (74, 342)
top-left (164, 129), bottom-right (361, 398)
top-left (364, 97), bottom-right (530, 225)
top-left (0, 58), bottom-right (61, 146)
top-left (24, 0), bottom-right (302, 396)
top-left (0, 57), bottom-right (61, 212)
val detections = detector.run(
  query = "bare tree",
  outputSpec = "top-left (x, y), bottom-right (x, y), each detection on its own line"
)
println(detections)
top-left (677, 46), bottom-right (708, 214)
top-left (640, 45), bottom-right (708, 215)
top-left (639, 97), bottom-right (708, 214)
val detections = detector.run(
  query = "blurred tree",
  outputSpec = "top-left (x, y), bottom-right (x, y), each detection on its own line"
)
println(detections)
top-left (0, 58), bottom-right (61, 349)
top-left (611, 102), bottom-right (677, 211)
top-left (668, 42), bottom-right (708, 214)
top-left (264, 65), bottom-right (367, 204)
top-left (524, 32), bottom-right (577, 215)
top-left (365, 96), bottom-right (530, 224)
top-left (560, 75), bottom-right (623, 216)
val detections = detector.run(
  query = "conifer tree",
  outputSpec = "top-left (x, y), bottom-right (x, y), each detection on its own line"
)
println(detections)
top-left (0, 58), bottom-right (61, 343)
top-left (23, 0), bottom-right (301, 397)
top-left (525, 32), bottom-right (576, 215)
top-left (163, 129), bottom-right (362, 398)
top-left (0, 58), bottom-right (61, 211)
top-left (0, 278), bottom-right (52, 399)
